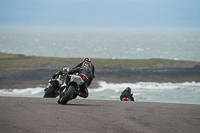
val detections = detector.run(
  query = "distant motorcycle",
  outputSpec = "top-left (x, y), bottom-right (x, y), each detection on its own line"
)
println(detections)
top-left (59, 75), bottom-right (84, 105)
top-left (121, 97), bottom-right (134, 101)
top-left (120, 88), bottom-right (134, 101)
top-left (43, 75), bottom-right (64, 98)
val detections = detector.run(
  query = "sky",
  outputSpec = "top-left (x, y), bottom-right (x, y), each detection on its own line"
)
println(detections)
top-left (0, 0), bottom-right (200, 29)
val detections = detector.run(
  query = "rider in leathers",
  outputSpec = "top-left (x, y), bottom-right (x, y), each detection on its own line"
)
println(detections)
top-left (120, 87), bottom-right (134, 101)
top-left (63, 61), bottom-right (94, 99)
top-left (72, 57), bottom-right (95, 80)
top-left (44, 67), bottom-right (69, 92)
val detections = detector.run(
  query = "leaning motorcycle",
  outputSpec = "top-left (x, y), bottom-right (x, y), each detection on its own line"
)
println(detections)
top-left (59, 75), bottom-right (84, 105)
top-left (43, 76), bottom-right (64, 98)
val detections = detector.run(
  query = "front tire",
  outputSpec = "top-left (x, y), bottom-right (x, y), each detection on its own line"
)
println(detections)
top-left (60, 85), bottom-right (75, 105)
top-left (43, 87), bottom-right (56, 98)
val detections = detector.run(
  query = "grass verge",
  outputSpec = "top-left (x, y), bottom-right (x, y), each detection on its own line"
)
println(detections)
top-left (0, 52), bottom-right (198, 70)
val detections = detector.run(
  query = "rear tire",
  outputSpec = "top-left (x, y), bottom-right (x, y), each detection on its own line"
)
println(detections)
top-left (60, 85), bottom-right (75, 105)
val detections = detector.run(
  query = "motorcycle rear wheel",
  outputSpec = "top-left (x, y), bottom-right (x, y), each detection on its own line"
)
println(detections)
top-left (60, 85), bottom-right (75, 105)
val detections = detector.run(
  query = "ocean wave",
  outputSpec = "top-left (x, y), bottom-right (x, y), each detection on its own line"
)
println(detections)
top-left (0, 87), bottom-right (44, 97)
top-left (0, 81), bottom-right (199, 104)
top-left (89, 81), bottom-right (200, 92)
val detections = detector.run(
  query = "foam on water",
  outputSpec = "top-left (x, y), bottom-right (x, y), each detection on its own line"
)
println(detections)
top-left (0, 87), bottom-right (44, 98)
top-left (88, 81), bottom-right (200, 104)
top-left (0, 81), bottom-right (200, 104)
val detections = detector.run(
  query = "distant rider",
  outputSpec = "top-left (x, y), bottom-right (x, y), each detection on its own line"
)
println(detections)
top-left (120, 87), bottom-right (134, 101)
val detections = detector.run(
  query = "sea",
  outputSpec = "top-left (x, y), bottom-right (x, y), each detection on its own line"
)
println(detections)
top-left (0, 27), bottom-right (200, 104)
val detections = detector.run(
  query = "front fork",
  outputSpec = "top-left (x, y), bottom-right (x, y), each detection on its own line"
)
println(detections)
top-left (60, 85), bottom-right (80, 100)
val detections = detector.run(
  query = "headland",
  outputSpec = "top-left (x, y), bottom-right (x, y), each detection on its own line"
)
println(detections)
top-left (0, 53), bottom-right (200, 89)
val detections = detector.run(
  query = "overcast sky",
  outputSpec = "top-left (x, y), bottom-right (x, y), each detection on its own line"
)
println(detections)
top-left (0, 0), bottom-right (200, 29)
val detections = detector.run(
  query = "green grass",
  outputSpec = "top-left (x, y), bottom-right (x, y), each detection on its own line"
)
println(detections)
top-left (0, 53), bottom-right (192, 70)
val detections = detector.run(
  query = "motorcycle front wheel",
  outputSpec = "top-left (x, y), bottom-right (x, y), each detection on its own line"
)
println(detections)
top-left (43, 87), bottom-right (54, 98)
top-left (60, 85), bottom-right (75, 105)
top-left (43, 87), bottom-right (58, 98)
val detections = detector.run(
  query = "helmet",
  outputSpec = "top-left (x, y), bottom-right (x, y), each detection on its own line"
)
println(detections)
top-left (126, 87), bottom-right (131, 92)
top-left (63, 67), bottom-right (69, 72)
top-left (83, 57), bottom-right (91, 62)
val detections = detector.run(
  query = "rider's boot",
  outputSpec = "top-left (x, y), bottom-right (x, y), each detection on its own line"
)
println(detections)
top-left (60, 83), bottom-right (66, 88)
top-left (60, 83), bottom-right (69, 93)
top-left (78, 92), bottom-right (88, 98)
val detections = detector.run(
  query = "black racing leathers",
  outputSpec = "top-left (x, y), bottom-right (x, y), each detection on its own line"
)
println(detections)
top-left (73, 61), bottom-right (95, 80)
top-left (66, 65), bottom-right (93, 98)
top-left (120, 90), bottom-right (134, 101)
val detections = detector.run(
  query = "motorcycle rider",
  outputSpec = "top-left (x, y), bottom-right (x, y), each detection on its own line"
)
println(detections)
top-left (73, 57), bottom-right (95, 79)
top-left (52, 67), bottom-right (70, 80)
top-left (120, 87), bottom-right (134, 101)
top-left (44, 67), bottom-right (69, 92)
top-left (61, 58), bottom-right (95, 99)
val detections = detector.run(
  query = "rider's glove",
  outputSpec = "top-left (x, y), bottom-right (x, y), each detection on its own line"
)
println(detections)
top-left (49, 79), bottom-right (53, 83)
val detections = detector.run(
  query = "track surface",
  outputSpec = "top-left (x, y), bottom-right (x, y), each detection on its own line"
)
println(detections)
top-left (0, 97), bottom-right (200, 133)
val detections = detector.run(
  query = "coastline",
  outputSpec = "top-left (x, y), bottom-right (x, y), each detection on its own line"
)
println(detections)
top-left (0, 65), bottom-right (200, 89)
top-left (1, 53), bottom-right (200, 89)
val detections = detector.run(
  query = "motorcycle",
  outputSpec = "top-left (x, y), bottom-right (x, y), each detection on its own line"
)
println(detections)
top-left (43, 75), bottom-right (64, 98)
top-left (59, 74), bottom-right (84, 105)
top-left (121, 97), bottom-right (134, 101)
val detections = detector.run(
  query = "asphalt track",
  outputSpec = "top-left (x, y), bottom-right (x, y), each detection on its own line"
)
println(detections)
top-left (0, 97), bottom-right (200, 133)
